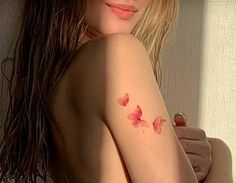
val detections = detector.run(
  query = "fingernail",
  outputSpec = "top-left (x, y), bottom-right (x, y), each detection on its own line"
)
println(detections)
top-left (172, 121), bottom-right (176, 127)
top-left (174, 112), bottom-right (186, 120)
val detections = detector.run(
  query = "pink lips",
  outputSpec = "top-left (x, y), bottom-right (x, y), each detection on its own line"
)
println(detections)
top-left (106, 3), bottom-right (138, 20)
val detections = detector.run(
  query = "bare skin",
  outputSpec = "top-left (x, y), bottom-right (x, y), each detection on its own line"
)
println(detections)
top-left (47, 30), bottom-right (233, 182)
top-left (47, 35), bottom-right (134, 183)
top-left (203, 138), bottom-right (233, 183)
top-left (173, 114), bottom-right (233, 183)
top-left (47, 33), bottom-right (197, 182)
top-left (46, 1), bottom-right (232, 181)
top-left (173, 113), bottom-right (212, 181)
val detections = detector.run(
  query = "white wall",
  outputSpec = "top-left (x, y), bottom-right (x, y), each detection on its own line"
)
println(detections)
top-left (161, 0), bottom-right (236, 181)
top-left (199, 0), bottom-right (236, 180)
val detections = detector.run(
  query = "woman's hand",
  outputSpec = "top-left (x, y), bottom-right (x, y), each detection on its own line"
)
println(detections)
top-left (173, 113), bottom-right (212, 182)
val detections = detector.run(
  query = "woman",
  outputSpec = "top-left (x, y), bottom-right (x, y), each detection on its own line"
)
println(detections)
top-left (0, 0), bottom-right (230, 182)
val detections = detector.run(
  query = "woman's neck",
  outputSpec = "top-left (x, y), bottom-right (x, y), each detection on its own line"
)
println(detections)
top-left (80, 26), bottom-right (102, 45)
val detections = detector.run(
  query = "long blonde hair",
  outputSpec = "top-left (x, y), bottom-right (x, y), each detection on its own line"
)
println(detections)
top-left (0, 0), bottom-right (178, 182)
top-left (132, 0), bottom-right (179, 86)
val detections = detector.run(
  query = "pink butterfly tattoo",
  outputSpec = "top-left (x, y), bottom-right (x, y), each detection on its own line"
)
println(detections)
top-left (152, 116), bottom-right (166, 134)
top-left (127, 105), bottom-right (149, 128)
top-left (117, 93), bottom-right (129, 106)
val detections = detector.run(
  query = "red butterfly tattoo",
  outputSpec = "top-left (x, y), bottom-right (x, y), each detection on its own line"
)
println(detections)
top-left (152, 116), bottom-right (166, 134)
top-left (127, 105), bottom-right (149, 128)
top-left (117, 93), bottom-right (129, 106)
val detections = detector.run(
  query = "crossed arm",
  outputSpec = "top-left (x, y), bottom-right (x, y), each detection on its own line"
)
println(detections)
top-left (173, 115), bottom-right (233, 183)
top-left (102, 33), bottom-right (198, 182)
top-left (202, 137), bottom-right (233, 183)
top-left (102, 33), bottom-right (233, 183)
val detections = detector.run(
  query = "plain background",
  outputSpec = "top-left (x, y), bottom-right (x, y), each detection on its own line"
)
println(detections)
top-left (161, 1), bottom-right (236, 181)
top-left (0, 0), bottom-right (235, 182)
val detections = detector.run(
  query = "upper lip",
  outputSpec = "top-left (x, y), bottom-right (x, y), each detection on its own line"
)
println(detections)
top-left (106, 3), bottom-right (138, 12)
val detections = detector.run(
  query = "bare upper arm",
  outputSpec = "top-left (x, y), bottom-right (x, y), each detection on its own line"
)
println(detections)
top-left (101, 33), bottom-right (197, 183)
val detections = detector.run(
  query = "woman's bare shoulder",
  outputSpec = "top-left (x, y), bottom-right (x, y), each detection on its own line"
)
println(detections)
top-left (65, 33), bottom-right (149, 116)
top-left (67, 32), bottom-right (150, 89)
top-left (76, 33), bottom-right (147, 61)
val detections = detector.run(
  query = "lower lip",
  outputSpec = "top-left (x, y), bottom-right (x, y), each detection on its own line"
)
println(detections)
top-left (106, 4), bottom-right (136, 20)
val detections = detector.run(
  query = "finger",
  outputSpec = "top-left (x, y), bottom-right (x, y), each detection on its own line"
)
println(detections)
top-left (193, 166), bottom-right (200, 172)
top-left (174, 112), bottom-right (188, 127)
top-left (187, 153), bottom-right (203, 168)
top-left (174, 126), bottom-right (207, 140)
top-left (187, 154), bottom-right (209, 181)
top-left (172, 120), bottom-right (176, 127)
top-left (195, 171), bottom-right (206, 182)
top-left (179, 139), bottom-right (211, 155)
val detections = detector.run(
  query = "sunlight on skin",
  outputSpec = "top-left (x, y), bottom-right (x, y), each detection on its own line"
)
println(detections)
top-left (117, 93), bottom-right (129, 106)
top-left (127, 105), bottom-right (149, 128)
top-left (117, 93), bottom-right (167, 134)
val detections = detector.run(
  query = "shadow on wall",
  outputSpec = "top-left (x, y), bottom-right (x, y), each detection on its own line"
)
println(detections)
top-left (160, 0), bottom-right (205, 128)
top-left (0, 0), bottom-right (21, 125)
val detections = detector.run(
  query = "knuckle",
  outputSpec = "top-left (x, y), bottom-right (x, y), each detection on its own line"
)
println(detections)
top-left (176, 127), bottom-right (185, 138)
top-left (180, 127), bottom-right (187, 138)
top-left (208, 155), bottom-right (213, 165)
top-left (197, 128), bottom-right (206, 139)
top-left (180, 139), bottom-right (189, 149)
top-left (202, 151), bottom-right (212, 169)
top-left (199, 172), bottom-right (206, 181)
top-left (205, 141), bottom-right (212, 154)
top-left (192, 157), bottom-right (199, 167)
top-left (202, 155), bottom-right (212, 168)
top-left (201, 162), bottom-right (211, 177)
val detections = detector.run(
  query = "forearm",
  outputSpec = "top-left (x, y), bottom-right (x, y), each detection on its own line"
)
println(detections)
top-left (201, 138), bottom-right (233, 183)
